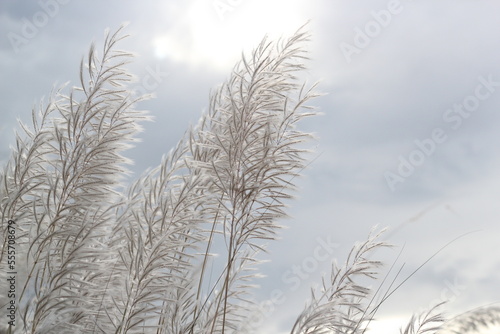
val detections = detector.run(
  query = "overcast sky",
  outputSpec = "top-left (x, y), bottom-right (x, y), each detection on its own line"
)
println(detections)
top-left (1, 1), bottom-right (500, 333)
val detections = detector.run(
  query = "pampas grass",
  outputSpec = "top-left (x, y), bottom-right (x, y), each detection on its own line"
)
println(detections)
top-left (0, 24), bottom-right (494, 334)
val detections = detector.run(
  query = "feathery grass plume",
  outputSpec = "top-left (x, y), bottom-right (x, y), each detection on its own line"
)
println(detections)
top-left (106, 136), bottom-right (209, 334)
top-left (290, 228), bottom-right (389, 334)
top-left (439, 306), bottom-right (500, 334)
top-left (0, 25), bottom-right (149, 333)
top-left (400, 303), bottom-right (445, 334)
top-left (183, 24), bottom-right (319, 333)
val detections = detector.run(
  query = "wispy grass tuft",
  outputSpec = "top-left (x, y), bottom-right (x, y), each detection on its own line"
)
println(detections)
top-left (400, 302), bottom-right (446, 334)
top-left (291, 228), bottom-right (389, 334)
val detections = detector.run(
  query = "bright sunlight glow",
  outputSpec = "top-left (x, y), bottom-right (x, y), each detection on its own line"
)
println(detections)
top-left (152, 0), bottom-right (310, 71)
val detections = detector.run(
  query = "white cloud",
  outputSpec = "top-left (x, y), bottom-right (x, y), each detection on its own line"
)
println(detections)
top-left (151, 0), bottom-right (312, 71)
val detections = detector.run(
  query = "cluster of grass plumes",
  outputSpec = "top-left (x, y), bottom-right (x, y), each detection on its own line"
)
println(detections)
top-left (0, 24), bottom-right (490, 334)
top-left (0, 25), bottom-right (318, 333)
